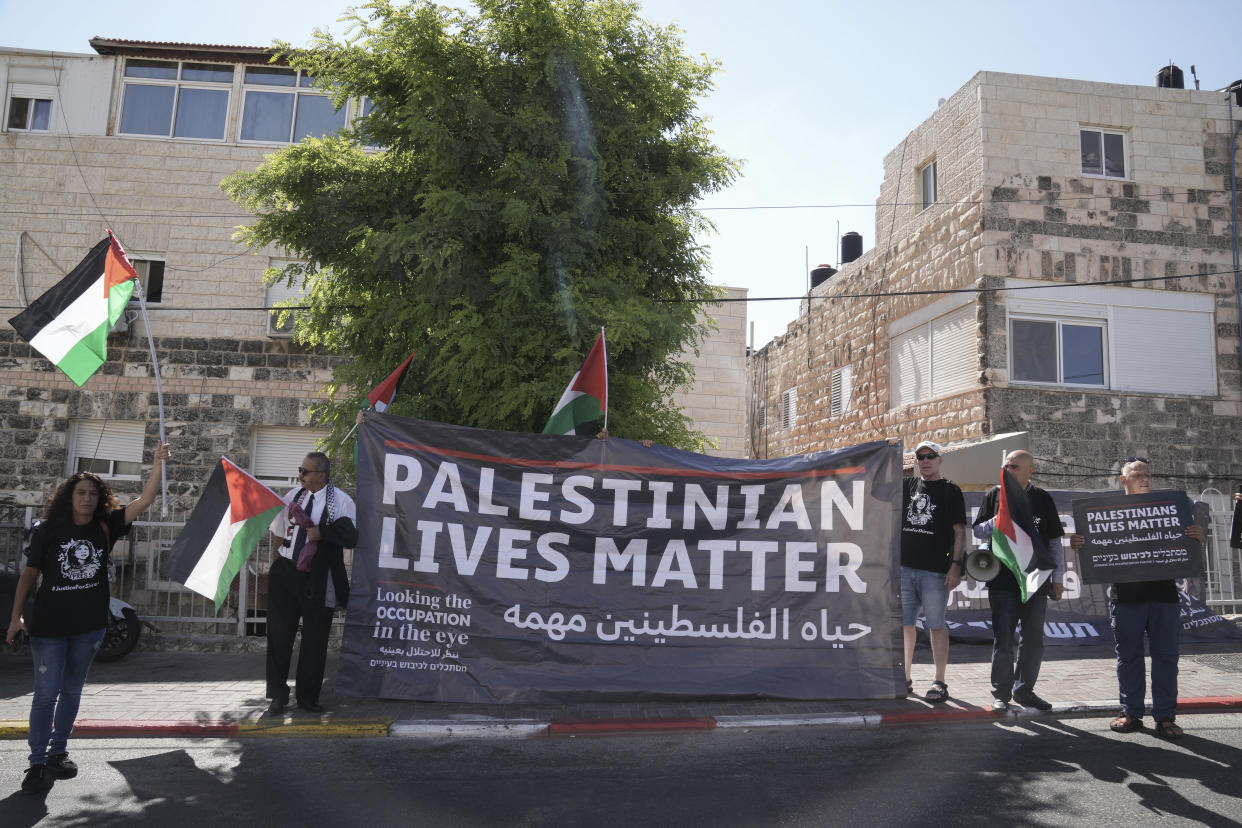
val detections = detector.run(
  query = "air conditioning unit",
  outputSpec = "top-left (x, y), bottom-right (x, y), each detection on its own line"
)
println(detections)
top-left (268, 309), bottom-right (296, 338)
top-left (110, 309), bottom-right (138, 335)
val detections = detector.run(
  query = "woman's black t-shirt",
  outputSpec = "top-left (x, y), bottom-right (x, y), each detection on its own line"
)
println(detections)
top-left (25, 509), bottom-right (131, 637)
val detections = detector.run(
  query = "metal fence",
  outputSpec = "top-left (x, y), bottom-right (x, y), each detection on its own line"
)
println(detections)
top-left (1, 496), bottom-right (1239, 638)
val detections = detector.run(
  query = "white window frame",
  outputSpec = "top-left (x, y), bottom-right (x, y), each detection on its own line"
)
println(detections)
top-left (5, 83), bottom-right (57, 132)
top-left (1079, 127), bottom-right (1128, 179)
top-left (265, 260), bottom-right (306, 338)
top-left (128, 256), bottom-right (166, 305)
top-left (1008, 315), bottom-right (1108, 387)
top-left (239, 66), bottom-right (347, 145)
top-left (117, 58), bottom-right (234, 141)
top-left (780, 388), bottom-right (797, 430)
top-left (1005, 278), bottom-right (1216, 395)
top-left (889, 299), bottom-right (976, 409)
top-left (251, 427), bottom-right (331, 488)
top-left (919, 159), bottom-right (937, 211)
top-left (830, 365), bottom-right (852, 417)
top-left (68, 420), bottom-right (146, 480)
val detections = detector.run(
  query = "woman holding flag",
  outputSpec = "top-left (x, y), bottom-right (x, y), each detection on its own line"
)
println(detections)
top-left (6, 442), bottom-right (169, 795)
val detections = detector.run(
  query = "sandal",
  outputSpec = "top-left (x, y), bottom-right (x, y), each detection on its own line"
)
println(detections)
top-left (924, 680), bottom-right (948, 703)
top-left (1155, 719), bottom-right (1184, 740)
top-left (1110, 713), bottom-right (1143, 733)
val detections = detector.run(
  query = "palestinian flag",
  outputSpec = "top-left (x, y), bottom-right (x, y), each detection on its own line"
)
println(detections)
top-left (542, 329), bottom-right (608, 435)
top-left (9, 234), bottom-right (137, 386)
top-left (366, 350), bottom-right (417, 412)
top-left (991, 469), bottom-right (1056, 602)
top-left (166, 458), bottom-right (286, 609)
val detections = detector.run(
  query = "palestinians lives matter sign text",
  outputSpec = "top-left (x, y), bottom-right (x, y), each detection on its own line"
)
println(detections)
top-left (1071, 490), bottom-right (1203, 584)
top-left (335, 414), bottom-right (904, 703)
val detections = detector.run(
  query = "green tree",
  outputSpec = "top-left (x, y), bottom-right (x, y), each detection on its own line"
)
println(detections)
top-left (224, 0), bottom-right (738, 457)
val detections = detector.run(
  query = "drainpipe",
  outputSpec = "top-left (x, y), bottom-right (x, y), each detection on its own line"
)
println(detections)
top-left (1228, 85), bottom-right (1242, 394)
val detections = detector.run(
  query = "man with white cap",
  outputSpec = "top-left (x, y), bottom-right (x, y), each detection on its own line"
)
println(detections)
top-left (900, 440), bottom-right (967, 702)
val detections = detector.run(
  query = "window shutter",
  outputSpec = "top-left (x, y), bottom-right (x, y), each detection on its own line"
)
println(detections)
top-left (252, 427), bottom-right (330, 485)
top-left (1110, 307), bottom-right (1216, 395)
top-left (71, 420), bottom-right (145, 462)
top-left (930, 304), bottom-right (976, 397)
top-left (891, 327), bottom-right (928, 408)
top-left (781, 388), bottom-right (797, 430)
top-left (831, 366), bottom-right (852, 416)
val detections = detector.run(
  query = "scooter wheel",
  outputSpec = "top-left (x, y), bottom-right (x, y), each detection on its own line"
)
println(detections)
top-left (97, 607), bottom-right (141, 662)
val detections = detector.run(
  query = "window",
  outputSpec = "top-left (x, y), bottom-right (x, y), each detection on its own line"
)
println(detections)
top-left (919, 160), bottom-right (937, 210)
top-left (128, 258), bottom-right (165, 304)
top-left (252, 427), bottom-right (331, 488)
top-left (890, 302), bottom-right (975, 408)
top-left (1080, 128), bottom-right (1126, 178)
top-left (1010, 318), bottom-right (1105, 386)
top-left (1005, 279), bottom-right (1216, 395)
top-left (265, 275), bottom-right (306, 338)
top-left (830, 366), bottom-right (852, 417)
top-left (240, 67), bottom-right (347, 144)
top-left (68, 420), bottom-right (145, 480)
top-left (118, 59), bottom-right (232, 140)
top-left (780, 388), bottom-right (797, 430)
top-left (6, 95), bottom-right (52, 131)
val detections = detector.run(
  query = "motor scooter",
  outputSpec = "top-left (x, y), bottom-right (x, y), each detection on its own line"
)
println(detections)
top-left (0, 521), bottom-right (142, 662)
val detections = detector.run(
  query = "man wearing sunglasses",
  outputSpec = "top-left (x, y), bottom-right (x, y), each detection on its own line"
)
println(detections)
top-left (265, 452), bottom-right (358, 714)
top-left (900, 440), bottom-right (968, 703)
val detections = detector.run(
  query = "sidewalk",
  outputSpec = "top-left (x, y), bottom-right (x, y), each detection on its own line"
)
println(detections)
top-left (2, 642), bottom-right (1240, 740)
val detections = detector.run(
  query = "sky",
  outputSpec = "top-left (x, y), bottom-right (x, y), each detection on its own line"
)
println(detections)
top-left (2, 0), bottom-right (1240, 346)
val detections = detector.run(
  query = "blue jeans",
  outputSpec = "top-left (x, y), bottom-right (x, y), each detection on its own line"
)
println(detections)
top-left (27, 628), bottom-right (105, 765)
top-left (989, 589), bottom-right (1048, 701)
top-left (1110, 601), bottom-right (1179, 721)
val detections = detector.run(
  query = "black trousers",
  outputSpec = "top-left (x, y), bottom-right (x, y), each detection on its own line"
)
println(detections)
top-left (266, 556), bottom-right (333, 705)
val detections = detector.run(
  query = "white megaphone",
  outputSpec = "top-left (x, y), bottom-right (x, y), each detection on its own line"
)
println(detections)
top-left (965, 546), bottom-right (1001, 581)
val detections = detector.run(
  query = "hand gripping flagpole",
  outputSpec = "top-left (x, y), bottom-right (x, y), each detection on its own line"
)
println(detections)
top-left (131, 271), bottom-right (168, 517)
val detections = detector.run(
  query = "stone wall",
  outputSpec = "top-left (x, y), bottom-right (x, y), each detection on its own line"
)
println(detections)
top-left (671, 286), bottom-right (748, 457)
top-left (0, 328), bottom-right (345, 509)
top-left (751, 71), bottom-right (1241, 494)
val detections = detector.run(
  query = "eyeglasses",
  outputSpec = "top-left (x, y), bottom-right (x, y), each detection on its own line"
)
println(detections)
top-left (298, 467), bottom-right (325, 476)
top-left (915, 453), bottom-right (938, 461)
top-left (1122, 456), bottom-right (1150, 466)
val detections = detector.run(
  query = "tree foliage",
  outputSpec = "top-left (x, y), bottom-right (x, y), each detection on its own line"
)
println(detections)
top-left (223, 0), bottom-right (738, 458)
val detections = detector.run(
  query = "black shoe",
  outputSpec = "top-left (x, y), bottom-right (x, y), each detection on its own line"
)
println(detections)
top-left (21, 764), bottom-right (47, 795)
top-left (47, 753), bottom-right (78, 779)
top-left (297, 700), bottom-right (325, 713)
top-left (267, 697), bottom-right (288, 714)
top-left (1013, 691), bottom-right (1052, 711)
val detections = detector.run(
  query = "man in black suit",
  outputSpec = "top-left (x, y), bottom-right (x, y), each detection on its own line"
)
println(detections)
top-left (266, 452), bottom-right (357, 714)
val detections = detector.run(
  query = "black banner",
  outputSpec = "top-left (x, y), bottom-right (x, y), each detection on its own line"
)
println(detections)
top-left (951, 490), bottom-right (1240, 646)
top-left (1071, 490), bottom-right (1203, 584)
top-left (335, 415), bottom-right (905, 703)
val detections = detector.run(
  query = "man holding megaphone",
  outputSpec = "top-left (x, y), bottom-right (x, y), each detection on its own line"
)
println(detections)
top-left (971, 450), bottom-right (1065, 713)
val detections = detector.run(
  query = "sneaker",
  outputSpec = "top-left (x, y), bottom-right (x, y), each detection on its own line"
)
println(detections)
top-left (991, 698), bottom-right (1010, 713)
top-left (21, 764), bottom-right (47, 795)
top-left (47, 753), bottom-right (78, 779)
top-left (1013, 691), bottom-right (1052, 711)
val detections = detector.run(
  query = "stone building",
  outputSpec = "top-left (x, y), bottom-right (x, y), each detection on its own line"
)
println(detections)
top-left (750, 70), bottom-right (1241, 495)
top-left (0, 39), bottom-right (747, 516)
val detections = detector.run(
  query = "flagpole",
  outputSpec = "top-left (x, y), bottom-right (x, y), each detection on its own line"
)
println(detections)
top-left (601, 327), bottom-right (608, 432)
top-left (132, 276), bottom-right (168, 517)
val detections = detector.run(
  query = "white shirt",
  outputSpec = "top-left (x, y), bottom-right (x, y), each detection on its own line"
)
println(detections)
top-left (269, 484), bottom-right (357, 559)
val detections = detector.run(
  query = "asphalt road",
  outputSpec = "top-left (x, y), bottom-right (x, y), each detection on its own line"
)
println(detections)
top-left (3, 714), bottom-right (1241, 827)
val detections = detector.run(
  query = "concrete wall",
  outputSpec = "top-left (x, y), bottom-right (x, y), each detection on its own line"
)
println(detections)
top-left (671, 286), bottom-right (748, 458)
